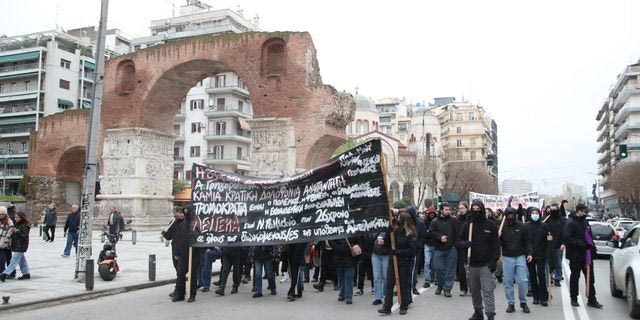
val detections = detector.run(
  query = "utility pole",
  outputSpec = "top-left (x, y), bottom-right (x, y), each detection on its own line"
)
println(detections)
top-left (75, 0), bottom-right (108, 280)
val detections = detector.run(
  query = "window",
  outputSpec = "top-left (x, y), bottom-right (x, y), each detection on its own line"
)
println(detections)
top-left (237, 100), bottom-right (243, 112)
top-left (356, 120), bottom-right (363, 134)
top-left (470, 151), bottom-right (476, 160)
top-left (455, 113), bottom-right (463, 121)
top-left (173, 147), bottom-right (180, 158)
top-left (191, 122), bottom-right (202, 133)
top-left (456, 139), bottom-right (462, 147)
top-left (237, 147), bottom-right (243, 160)
top-left (469, 112), bottom-right (476, 120)
top-left (60, 59), bottom-right (71, 69)
top-left (364, 120), bottom-right (370, 133)
top-left (24, 80), bottom-right (30, 91)
top-left (22, 142), bottom-right (28, 153)
top-left (190, 146), bottom-right (201, 157)
top-left (190, 99), bottom-right (204, 110)
top-left (215, 121), bottom-right (226, 135)
top-left (186, 170), bottom-right (191, 180)
top-left (213, 145), bottom-right (224, 159)
top-left (217, 98), bottom-right (225, 110)
top-left (470, 138), bottom-right (477, 146)
top-left (215, 75), bottom-right (226, 87)
top-left (456, 127), bottom-right (462, 134)
top-left (238, 79), bottom-right (245, 89)
top-left (59, 79), bottom-right (70, 90)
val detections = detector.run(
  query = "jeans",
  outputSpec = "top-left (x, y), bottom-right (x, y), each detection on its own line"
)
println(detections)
top-left (337, 266), bottom-right (355, 302)
top-left (198, 251), bottom-right (214, 289)
top-left (2, 251), bottom-right (29, 276)
top-left (254, 258), bottom-right (276, 294)
top-left (503, 255), bottom-right (528, 305)
top-left (63, 232), bottom-right (78, 256)
top-left (434, 248), bottom-right (457, 291)
top-left (553, 248), bottom-right (564, 281)
top-left (298, 264), bottom-right (306, 292)
top-left (423, 245), bottom-right (434, 283)
top-left (372, 253), bottom-right (389, 300)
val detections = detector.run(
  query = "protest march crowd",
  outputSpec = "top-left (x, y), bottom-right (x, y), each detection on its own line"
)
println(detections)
top-left (162, 199), bottom-right (604, 319)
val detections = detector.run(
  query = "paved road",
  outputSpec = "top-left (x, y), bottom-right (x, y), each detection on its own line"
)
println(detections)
top-left (2, 255), bottom-right (632, 320)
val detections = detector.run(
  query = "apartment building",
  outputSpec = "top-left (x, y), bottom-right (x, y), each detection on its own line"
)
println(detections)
top-left (132, 1), bottom-right (258, 180)
top-left (596, 59), bottom-right (640, 216)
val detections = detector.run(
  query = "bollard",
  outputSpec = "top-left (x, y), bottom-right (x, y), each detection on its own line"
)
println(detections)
top-left (101, 233), bottom-right (105, 243)
top-left (86, 259), bottom-right (94, 291)
top-left (149, 254), bottom-right (156, 281)
top-left (39, 225), bottom-right (42, 237)
top-left (132, 229), bottom-right (137, 245)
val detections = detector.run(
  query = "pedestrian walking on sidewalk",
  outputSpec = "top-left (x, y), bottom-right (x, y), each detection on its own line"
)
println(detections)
top-left (429, 202), bottom-right (458, 297)
top-left (162, 207), bottom-right (186, 298)
top-left (562, 204), bottom-right (603, 309)
top-left (61, 204), bottom-right (80, 257)
top-left (0, 207), bottom-right (15, 276)
top-left (500, 207), bottom-right (532, 314)
top-left (525, 207), bottom-right (551, 306)
top-left (107, 207), bottom-right (125, 237)
top-left (43, 203), bottom-right (57, 242)
top-left (1, 212), bottom-right (32, 281)
top-left (458, 200), bottom-right (500, 320)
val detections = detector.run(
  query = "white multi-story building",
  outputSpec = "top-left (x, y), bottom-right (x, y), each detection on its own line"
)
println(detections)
top-left (0, 29), bottom-right (130, 194)
top-left (595, 60), bottom-right (640, 216)
top-left (501, 179), bottom-right (533, 195)
top-left (132, 1), bottom-right (258, 180)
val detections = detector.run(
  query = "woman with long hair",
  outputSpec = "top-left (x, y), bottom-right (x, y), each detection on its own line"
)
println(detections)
top-left (1, 212), bottom-right (32, 281)
top-left (378, 212), bottom-right (417, 315)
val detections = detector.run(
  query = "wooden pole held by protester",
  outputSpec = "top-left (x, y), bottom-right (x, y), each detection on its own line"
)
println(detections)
top-left (187, 246), bottom-right (193, 299)
top-left (380, 150), bottom-right (402, 306)
top-left (467, 222), bottom-right (473, 258)
top-left (498, 217), bottom-right (506, 237)
top-left (585, 265), bottom-right (591, 298)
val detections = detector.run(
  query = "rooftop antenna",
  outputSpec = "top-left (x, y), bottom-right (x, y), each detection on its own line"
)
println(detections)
top-left (355, 86), bottom-right (359, 95)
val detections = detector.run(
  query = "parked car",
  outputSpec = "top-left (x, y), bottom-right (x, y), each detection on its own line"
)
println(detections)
top-left (589, 222), bottom-right (618, 257)
top-left (613, 220), bottom-right (638, 239)
top-left (608, 225), bottom-right (640, 318)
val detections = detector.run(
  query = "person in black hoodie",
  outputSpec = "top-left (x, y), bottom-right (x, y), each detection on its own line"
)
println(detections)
top-left (378, 212), bottom-right (417, 316)
top-left (163, 208), bottom-right (186, 298)
top-left (0, 212), bottom-right (31, 281)
top-left (61, 204), bottom-right (80, 257)
top-left (562, 204), bottom-right (603, 309)
top-left (216, 246), bottom-right (243, 296)
top-left (423, 206), bottom-right (437, 288)
top-left (457, 200), bottom-right (500, 320)
top-left (285, 242), bottom-right (307, 301)
top-left (168, 208), bottom-right (201, 302)
top-left (330, 238), bottom-right (359, 305)
top-left (371, 230), bottom-right (391, 305)
top-left (525, 207), bottom-right (551, 306)
top-left (456, 201), bottom-right (470, 296)
top-left (500, 207), bottom-right (532, 314)
top-left (406, 206), bottom-right (426, 296)
top-left (43, 203), bottom-right (57, 242)
top-left (429, 202), bottom-right (458, 297)
top-left (545, 202), bottom-right (567, 286)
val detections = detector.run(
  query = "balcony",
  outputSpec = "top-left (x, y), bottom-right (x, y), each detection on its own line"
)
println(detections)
top-left (175, 107), bottom-right (186, 121)
top-left (205, 84), bottom-right (249, 97)
top-left (203, 155), bottom-right (250, 167)
top-left (0, 83), bottom-right (41, 100)
top-left (173, 155), bottom-right (184, 165)
top-left (597, 126), bottom-right (610, 142)
top-left (597, 151), bottom-right (610, 165)
top-left (596, 139), bottom-right (609, 153)
top-left (0, 103), bottom-right (42, 117)
top-left (612, 87), bottom-right (640, 112)
top-left (0, 124), bottom-right (35, 137)
top-left (614, 122), bottom-right (640, 141)
top-left (596, 111), bottom-right (609, 131)
top-left (597, 164), bottom-right (611, 176)
top-left (204, 105), bottom-right (251, 118)
top-left (203, 130), bottom-right (251, 144)
top-left (0, 168), bottom-right (27, 179)
top-left (173, 130), bottom-right (185, 142)
top-left (0, 62), bottom-right (43, 80)
top-left (611, 65), bottom-right (640, 96)
top-left (613, 104), bottom-right (640, 125)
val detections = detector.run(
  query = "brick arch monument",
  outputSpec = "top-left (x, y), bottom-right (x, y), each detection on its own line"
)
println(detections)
top-left (27, 32), bottom-right (355, 229)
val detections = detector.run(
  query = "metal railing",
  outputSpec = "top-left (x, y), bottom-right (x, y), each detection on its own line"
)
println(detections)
top-left (0, 62), bottom-right (40, 73)
top-left (204, 155), bottom-right (250, 162)
top-left (0, 125), bottom-right (35, 134)
top-left (205, 129), bottom-right (250, 138)
top-left (0, 148), bottom-right (29, 155)
top-left (173, 156), bottom-right (184, 161)
top-left (206, 105), bottom-right (247, 113)
top-left (0, 168), bottom-right (27, 176)
top-left (0, 103), bottom-right (40, 113)
top-left (0, 83), bottom-right (39, 94)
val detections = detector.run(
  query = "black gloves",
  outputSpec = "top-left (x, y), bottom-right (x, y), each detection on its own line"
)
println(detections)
top-left (488, 261), bottom-right (497, 273)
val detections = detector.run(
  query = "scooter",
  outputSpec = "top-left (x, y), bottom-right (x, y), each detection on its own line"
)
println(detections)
top-left (97, 220), bottom-right (132, 281)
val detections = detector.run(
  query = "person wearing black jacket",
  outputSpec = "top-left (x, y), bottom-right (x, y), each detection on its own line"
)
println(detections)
top-left (61, 204), bottom-right (80, 257)
top-left (457, 200), bottom-right (500, 320)
top-left (500, 207), bottom-right (532, 314)
top-left (371, 231), bottom-right (391, 305)
top-left (423, 206), bottom-right (437, 288)
top-left (43, 203), bottom-right (57, 242)
top-left (253, 245), bottom-right (279, 297)
top-left (406, 206), bottom-right (426, 296)
top-left (216, 246), bottom-right (243, 296)
top-left (0, 212), bottom-right (31, 281)
top-left (378, 212), bottom-right (418, 316)
top-left (313, 240), bottom-right (337, 292)
top-left (330, 238), bottom-right (359, 305)
top-left (163, 208), bottom-right (186, 298)
top-left (429, 202), bottom-right (458, 297)
top-left (525, 208), bottom-right (551, 306)
top-left (356, 234), bottom-right (374, 296)
top-left (545, 202), bottom-right (567, 286)
top-left (286, 242), bottom-right (307, 301)
top-left (168, 208), bottom-right (201, 302)
top-left (562, 204), bottom-right (603, 309)
top-left (456, 202), bottom-right (470, 296)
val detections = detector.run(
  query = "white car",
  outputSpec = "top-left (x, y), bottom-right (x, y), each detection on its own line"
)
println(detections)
top-left (589, 222), bottom-right (617, 256)
top-left (609, 225), bottom-right (640, 318)
top-left (613, 220), bottom-right (638, 239)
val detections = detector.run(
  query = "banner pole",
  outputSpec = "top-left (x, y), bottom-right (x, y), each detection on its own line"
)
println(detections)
top-left (187, 246), bottom-right (193, 299)
top-left (379, 151), bottom-right (402, 307)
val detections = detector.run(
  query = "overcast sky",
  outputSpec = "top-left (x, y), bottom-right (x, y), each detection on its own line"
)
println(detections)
top-left (2, 0), bottom-right (639, 196)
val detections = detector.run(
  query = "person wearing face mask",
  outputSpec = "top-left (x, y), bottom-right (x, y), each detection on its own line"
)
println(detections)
top-left (457, 200), bottom-right (500, 320)
top-left (562, 204), bottom-right (603, 309)
top-left (456, 202), bottom-right (470, 296)
top-left (428, 203), bottom-right (458, 297)
top-left (500, 207), bottom-right (532, 314)
top-left (525, 208), bottom-right (551, 306)
top-left (545, 203), bottom-right (567, 287)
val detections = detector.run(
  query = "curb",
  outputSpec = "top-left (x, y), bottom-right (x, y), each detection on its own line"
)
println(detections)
top-left (1, 271), bottom-right (220, 313)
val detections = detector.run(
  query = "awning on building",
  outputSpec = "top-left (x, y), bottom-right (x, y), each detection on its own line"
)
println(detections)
top-left (0, 115), bottom-right (36, 126)
top-left (0, 51), bottom-right (39, 64)
top-left (82, 100), bottom-right (91, 108)
top-left (236, 164), bottom-right (251, 171)
top-left (0, 72), bottom-right (39, 81)
top-left (84, 60), bottom-right (95, 70)
top-left (57, 98), bottom-right (74, 108)
top-left (238, 117), bottom-right (251, 131)
top-left (6, 158), bottom-right (28, 165)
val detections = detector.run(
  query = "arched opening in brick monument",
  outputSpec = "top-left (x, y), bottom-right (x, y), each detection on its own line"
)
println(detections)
top-left (57, 146), bottom-right (86, 206)
top-left (305, 135), bottom-right (344, 168)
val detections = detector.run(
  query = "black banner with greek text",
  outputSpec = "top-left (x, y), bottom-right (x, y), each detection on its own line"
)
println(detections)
top-left (189, 139), bottom-right (390, 246)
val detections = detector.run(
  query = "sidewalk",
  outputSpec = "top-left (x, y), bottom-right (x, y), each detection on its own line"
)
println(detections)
top-left (0, 229), bottom-right (221, 310)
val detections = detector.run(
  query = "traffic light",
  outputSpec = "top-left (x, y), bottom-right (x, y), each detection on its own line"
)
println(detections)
top-left (619, 144), bottom-right (628, 159)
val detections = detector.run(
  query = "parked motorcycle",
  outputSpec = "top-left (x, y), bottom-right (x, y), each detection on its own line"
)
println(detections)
top-left (97, 220), bottom-right (132, 281)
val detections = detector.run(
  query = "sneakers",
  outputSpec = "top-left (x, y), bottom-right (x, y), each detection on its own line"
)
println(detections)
top-left (214, 288), bottom-right (225, 296)
top-left (412, 288), bottom-right (420, 295)
top-left (201, 287), bottom-right (209, 292)
top-left (554, 280), bottom-right (561, 287)
top-left (187, 297), bottom-right (195, 303)
top-left (533, 299), bottom-right (539, 305)
top-left (17, 274), bottom-right (30, 280)
top-left (521, 303), bottom-right (530, 313)
top-left (338, 296), bottom-right (345, 302)
top-left (435, 287), bottom-right (442, 295)
top-left (313, 283), bottom-right (324, 292)
top-left (280, 273), bottom-right (289, 283)
top-left (443, 290), bottom-right (451, 297)
top-left (0, 274), bottom-right (6, 282)
top-left (213, 280), bottom-right (221, 287)
top-left (61, 254), bottom-right (70, 258)
top-left (372, 299), bottom-right (382, 305)
top-left (241, 275), bottom-right (251, 284)
top-left (230, 287), bottom-right (238, 294)
top-left (252, 293), bottom-right (263, 298)
top-left (345, 300), bottom-right (352, 305)
top-left (423, 282), bottom-right (431, 288)
top-left (377, 308), bottom-right (392, 315)
top-left (506, 304), bottom-right (515, 313)
top-left (486, 312), bottom-right (495, 320)
top-left (398, 309), bottom-right (407, 315)
top-left (355, 289), bottom-right (364, 296)
top-left (571, 299), bottom-right (579, 307)
top-left (587, 300), bottom-right (603, 309)
top-left (460, 290), bottom-right (468, 296)
top-left (468, 310), bottom-right (484, 320)
top-left (171, 296), bottom-right (185, 302)
top-left (541, 301), bottom-right (549, 307)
